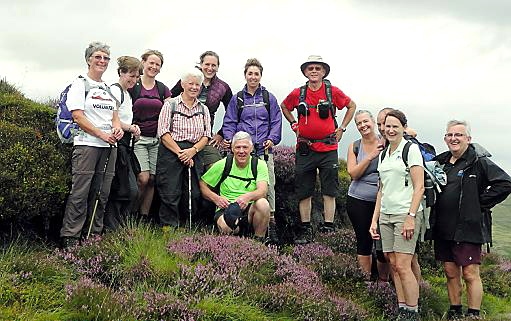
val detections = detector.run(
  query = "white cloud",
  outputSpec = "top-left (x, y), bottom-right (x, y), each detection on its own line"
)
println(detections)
top-left (1, 0), bottom-right (510, 172)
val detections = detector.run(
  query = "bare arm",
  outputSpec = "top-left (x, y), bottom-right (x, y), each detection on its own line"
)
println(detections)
top-left (408, 165), bottom-right (425, 215)
top-left (236, 181), bottom-right (268, 210)
top-left (369, 182), bottom-right (383, 240)
top-left (347, 141), bottom-right (381, 180)
top-left (335, 100), bottom-right (356, 140)
top-left (199, 179), bottom-right (230, 209)
top-left (401, 165), bottom-right (425, 240)
top-left (280, 102), bottom-right (296, 124)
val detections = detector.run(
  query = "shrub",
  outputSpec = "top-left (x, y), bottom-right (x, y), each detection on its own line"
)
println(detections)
top-left (0, 90), bottom-right (71, 240)
top-left (0, 77), bottom-right (22, 96)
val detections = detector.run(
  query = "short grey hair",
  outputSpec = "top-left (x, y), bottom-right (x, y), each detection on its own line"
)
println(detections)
top-left (232, 131), bottom-right (253, 146)
top-left (180, 68), bottom-right (204, 84)
top-left (446, 119), bottom-right (471, 136)
top-left (353, 109), bottom-right (375, 123)
top-left (85, 41), bottom-right (110, 65)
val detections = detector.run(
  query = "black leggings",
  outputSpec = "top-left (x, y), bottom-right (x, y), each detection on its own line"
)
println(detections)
top-left (346, 195), bottom-right (375, 256)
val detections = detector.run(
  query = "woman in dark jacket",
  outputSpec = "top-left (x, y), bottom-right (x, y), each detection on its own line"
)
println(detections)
top-left (171, 51), bottom-right (232, 168)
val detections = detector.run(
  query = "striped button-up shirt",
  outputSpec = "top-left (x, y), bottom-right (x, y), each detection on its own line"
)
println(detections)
top-left (157, 95), bottom-right (212, 143)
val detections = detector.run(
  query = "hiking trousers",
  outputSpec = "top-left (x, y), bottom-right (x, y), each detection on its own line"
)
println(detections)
top-left (61, 146), bottom-right (117, 238)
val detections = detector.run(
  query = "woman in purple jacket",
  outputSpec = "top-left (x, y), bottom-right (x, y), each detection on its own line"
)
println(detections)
top-left (222, 58), bottom-right (282, 243)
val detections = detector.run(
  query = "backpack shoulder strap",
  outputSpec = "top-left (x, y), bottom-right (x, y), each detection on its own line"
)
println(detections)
top-left (130, 81), bottom-right (142, 102)
top-left (402, 141), bottom-right (413, 169)
top-left (236, 91), bottom-right (244, 121)
top-left (323, 79), bottom-right (338, 128)
top-left (104, 86), bottom-right (121, 110)
top-left (168, 99), bottom-right (178, 133)
top-left (111, 83), bottom-right (124, 104)
top-left (299, 82), bottom-right (307, 103)
top-left (353, 139), bottom-right (361, 157)
top-left (380, 145), bottom-right (389, 163)
top-left (323, 79), bottom-right (332, 102)
top-left (78, 75), bottom-right (90, 99)
top-left (216, 154), bottom-right (234, 190)
top-left (262, 89), bottom-right (271, 135)
top-left (155, 80), bottom-right (166, 102)
top-left (251, 155), bottom-right (258, 181)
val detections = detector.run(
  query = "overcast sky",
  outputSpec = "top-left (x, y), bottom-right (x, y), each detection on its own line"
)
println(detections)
top-left (1, 0), bottom-right (510, 172)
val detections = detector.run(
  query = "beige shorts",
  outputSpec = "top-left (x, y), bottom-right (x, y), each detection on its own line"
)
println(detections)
top-left (379, 211), bottom-right (423, 254)
top-left (134, 136), bottom-right (159, 175)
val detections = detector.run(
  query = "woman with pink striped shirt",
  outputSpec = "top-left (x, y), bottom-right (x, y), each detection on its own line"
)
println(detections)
top-left (156, 69), bottom-right (212, 227)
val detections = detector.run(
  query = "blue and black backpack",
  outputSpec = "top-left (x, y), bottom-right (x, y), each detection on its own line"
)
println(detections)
top-left (55, 76), bottom-right (90, 144)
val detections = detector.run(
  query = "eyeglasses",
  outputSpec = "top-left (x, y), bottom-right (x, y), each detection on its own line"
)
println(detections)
top-left (93, 55), bottom-right (111, 61)
top-left (307, 66), bottom-right (322, 71)
top-left (444, 133), bottom-right (465, 138)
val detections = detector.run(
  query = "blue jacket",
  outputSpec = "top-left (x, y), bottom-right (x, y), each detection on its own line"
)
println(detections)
top-left (222, 85), bottom-right (282, 156)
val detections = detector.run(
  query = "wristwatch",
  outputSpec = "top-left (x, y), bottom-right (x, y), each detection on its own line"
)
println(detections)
top-left (340, 127), bottom-right (347, 132)
top-left (408, 212), bottom-right (416, 217)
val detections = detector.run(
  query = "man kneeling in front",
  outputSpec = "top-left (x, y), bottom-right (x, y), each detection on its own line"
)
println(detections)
top-left (199, 131), bottom-right (270, 242)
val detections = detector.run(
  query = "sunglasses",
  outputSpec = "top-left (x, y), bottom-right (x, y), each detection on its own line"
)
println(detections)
top-left (93, 55), bottom-right (111, 61)
top-left (307, 66), bottom-right (323, 71)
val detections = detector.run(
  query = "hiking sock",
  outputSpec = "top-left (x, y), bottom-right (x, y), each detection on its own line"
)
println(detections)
top-left (406, 304), bottom-right (418, 312)
top-left (323, 221), bottom-right (334, 228)
top-left (449, 305), bottom-right (463, 314)
top-left (466, 308), bottom-right (480, 316)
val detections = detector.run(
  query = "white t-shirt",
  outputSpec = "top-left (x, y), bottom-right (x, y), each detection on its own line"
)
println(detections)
top-left (378, 138), bottom-right (424, 214)
top-left (110, 84), bottom-right (133, 125)
top-left (66, 75), bottom-right (117, 147)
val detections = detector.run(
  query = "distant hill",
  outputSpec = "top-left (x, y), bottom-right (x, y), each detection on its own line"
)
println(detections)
top-left (492, 196), bottom-right (511, 257)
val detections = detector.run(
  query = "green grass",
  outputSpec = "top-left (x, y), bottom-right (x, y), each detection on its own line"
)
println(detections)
top-left (491, 196), bottom-right (511, 257)
top-left (1, 225), bottom-right (510, 320)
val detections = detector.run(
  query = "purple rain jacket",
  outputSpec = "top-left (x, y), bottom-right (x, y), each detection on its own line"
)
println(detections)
top-left (222, 85), bottom-right (282, 156)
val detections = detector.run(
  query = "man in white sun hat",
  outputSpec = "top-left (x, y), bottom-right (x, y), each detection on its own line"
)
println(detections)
top-left (281, 55), bottom-right (356, 244)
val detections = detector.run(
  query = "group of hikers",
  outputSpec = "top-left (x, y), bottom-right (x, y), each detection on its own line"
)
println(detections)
top-left (57, 41), bottom-right (511, 321)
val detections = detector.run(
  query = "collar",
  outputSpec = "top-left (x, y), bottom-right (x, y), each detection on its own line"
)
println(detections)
top-left (176, 94), bottom-right (200, 110)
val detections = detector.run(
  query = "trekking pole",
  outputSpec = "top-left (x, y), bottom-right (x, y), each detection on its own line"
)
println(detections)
top-left (86, 145), bottom-right (114, 239)
top-left (188, 166), bottom-right (192, 230)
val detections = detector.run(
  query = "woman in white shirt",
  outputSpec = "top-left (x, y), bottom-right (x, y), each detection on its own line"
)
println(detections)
top-left (60, 42), bottom-right (124, 248)
top-left (369, 109), bottom-right (424, 320)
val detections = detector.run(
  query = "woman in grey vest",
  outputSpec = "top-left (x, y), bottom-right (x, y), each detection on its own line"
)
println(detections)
top-left (346, 110), bottom-right (385, 278)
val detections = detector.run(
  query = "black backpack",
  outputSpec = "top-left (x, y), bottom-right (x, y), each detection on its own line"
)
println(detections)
top-left (298, 79), bottom-right (338, 128)
top-left (214, 154), bottom-right (259, 190)
top-left (167, 99), bottom-right (207, 133)
top-left (110, 83), bottom-right (125, 105)
top-left (380, 137), bottom-right (440, 207)
top-left (236, 89), bottom-right (270, 121)
top-left (129, 79), bottom-right (166, 103)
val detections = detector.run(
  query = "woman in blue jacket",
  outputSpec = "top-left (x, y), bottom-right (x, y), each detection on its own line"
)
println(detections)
top-left (222, 58), bottom-right (282, 243)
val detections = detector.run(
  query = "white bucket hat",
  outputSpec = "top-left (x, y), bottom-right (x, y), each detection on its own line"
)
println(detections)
top-left (300, 55), bottom-right (330, 78)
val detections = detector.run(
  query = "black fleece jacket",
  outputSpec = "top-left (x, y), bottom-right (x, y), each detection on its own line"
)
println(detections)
top-left (431, 144), bottom-right (511, 244)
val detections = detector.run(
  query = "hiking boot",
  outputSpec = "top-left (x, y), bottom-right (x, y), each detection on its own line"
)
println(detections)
top-left (396, 307), bottom-right (407, 321)
top-left (397, 308), bottom-right (420, 321)
top-left (464, 313), bottom-right (482, 320)
top-left (267, 220), bottom-right (280, 245)
top-left (61, 236), bottom-right (80, 249)
top-left (294, 224), bottom-right (313, 245)
top-left (318, 222), bottom-right (335, 234)
top-left (445, 309), bottom-right (463, 320)
top-left (253, 235), bottom-right (266, 244)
